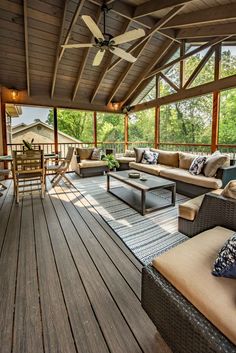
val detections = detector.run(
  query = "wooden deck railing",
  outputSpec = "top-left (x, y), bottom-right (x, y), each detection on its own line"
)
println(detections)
top-left (7, 142), bottom-right (236, 159)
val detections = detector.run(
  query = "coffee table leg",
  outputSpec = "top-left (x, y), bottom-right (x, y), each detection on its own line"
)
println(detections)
top-left (107, 174), bottom-right (110, 192)
top-left (141, 190), bottom-right (146, 215)
top-left (172, 184), bottom-right (176, 206)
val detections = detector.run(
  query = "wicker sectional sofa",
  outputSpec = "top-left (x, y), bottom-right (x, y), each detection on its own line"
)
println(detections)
top-left (142, 226), bottom-right (236, 353)
top-left (130, 149), bottom-right (236, 197)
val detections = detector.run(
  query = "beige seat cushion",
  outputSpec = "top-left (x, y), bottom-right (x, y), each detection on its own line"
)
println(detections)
top-left (152, 226), bottom-right (236, 345)
top-left (179, 152), bottom-right (197, 170)
top-left (79, 160), bottom-right (108, 168)
top-left (129, 162), bottom-right (173, 176)
top-left (116, 157), bottom-right (136, 164)
top-left (222, 180), bottom-right (236, 200)
top-left (76, 147), bottom-right (94, 160)
top-left (151, 149), bottom-right (179, 168)
top-left (179, 189), bottom-right (223, 221)
top-left (160, 167), bottom-right (222, 189)
top-left (204, 152), bottom-right (230, 177)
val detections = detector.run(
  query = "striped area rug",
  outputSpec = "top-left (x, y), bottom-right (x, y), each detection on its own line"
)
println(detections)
top-left (73, 175), bottom-right (188, 265)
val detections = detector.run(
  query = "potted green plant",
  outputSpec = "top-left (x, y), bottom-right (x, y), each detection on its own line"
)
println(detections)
top-left (102, 154), bottom-right (120, 171)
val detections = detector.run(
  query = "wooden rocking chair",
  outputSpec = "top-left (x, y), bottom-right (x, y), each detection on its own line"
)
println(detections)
top-left (12, 149), bottom-right (45, 203)
top-left (45, 146), bottom-right (74, 187)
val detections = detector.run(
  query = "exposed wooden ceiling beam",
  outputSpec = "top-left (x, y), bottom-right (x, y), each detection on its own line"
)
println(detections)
top-left (183, 47), bottom-right (214, 89)
top-left (133, 74), bottom-right (236, 112)
top-left (90, 18), bottom-right (131, 103)
top-left (72, 9), bottom-right (102, 101)
top-left (23, 0), bottom-right (30, 96)
top-left (122, 40), bottom-right (177, 105)
top-left (106, 6), bottom-right (183, 104)
top-left (145, 36), bottom-right (231, 80)
top-left (107, 5), bottom-right (184, 73)
top-left (176, 23), bottom-right (236, 39)
top-left (158, 29), bottom-right (181, 43)
top-left (133, 0), bottom-right (192, 18)
top-left (51, 0), bottom-right (69, 98)
top-left (58, 0), bottom-right (85, 62)
top-left (162, 3), bottom-right (236, 29)
top-left (159, 72), bottom-right (180, 91)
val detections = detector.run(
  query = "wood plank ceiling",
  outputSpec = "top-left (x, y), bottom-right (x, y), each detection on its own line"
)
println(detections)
top-left (0, 0), bottom-right (235, 112)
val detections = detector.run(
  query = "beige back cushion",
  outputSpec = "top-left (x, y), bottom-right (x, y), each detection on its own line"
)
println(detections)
top-left (151, 149), bottom-right (179, 168)
top-left (204, 152), bottom-right (230, 177)
top-left (222, 180), bottom-right (236, 199)
top-left (134, 147), bottom-right (149, 163)
top-left (124, 149), bottom-right (135, 158)
top-left (179, 152), bottom-right (197, 170)
top-left (76, 147), bottom-right (94, 160)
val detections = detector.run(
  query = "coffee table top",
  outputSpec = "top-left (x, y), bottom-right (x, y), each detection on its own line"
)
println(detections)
top-left (108, 169), bottom-right (175, 191)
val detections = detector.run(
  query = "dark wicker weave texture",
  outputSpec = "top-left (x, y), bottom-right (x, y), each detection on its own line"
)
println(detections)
top-left (178, 193), bottom-right (236, 237)
top-left (142, 265), bottom-right (236, 353)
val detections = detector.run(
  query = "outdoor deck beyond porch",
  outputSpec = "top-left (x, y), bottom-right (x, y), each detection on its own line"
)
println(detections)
top-left (0, 179), bottom-right (171, 353)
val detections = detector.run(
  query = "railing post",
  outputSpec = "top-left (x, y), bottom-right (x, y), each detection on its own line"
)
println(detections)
top-left (154, 75), bottom-right (160, 149)
top-left (211, 44), bottom-right (221, 153)
top-left (53, 107), bottom-right (59, 155)
top-left (124, 113), bottom-right (128, 152)
top-left (93, 111), bottom-right (97, 147)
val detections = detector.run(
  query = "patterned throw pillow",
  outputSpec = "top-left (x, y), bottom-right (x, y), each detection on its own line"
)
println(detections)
top-left (189, 156), bottom-right (207, 175)
top-left (141, 151), bottom-right (158, 165)
top-left (91, 148), bottom-right (101, 160)
top-left (212, 234), bottom-right (236, 278)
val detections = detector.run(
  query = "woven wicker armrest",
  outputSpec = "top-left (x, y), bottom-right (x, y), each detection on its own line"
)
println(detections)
top-left (142, 265), bottom-right (236, 353)
top-left (216, 165), bottom-right (236, 187)
top-left (179, 193), bottom-right (236, 237)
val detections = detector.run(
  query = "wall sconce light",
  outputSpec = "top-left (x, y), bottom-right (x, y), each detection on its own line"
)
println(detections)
top-left (11, 88), bottom-right (19, 100)
top-left (111, 102), bottom-right (119, 110)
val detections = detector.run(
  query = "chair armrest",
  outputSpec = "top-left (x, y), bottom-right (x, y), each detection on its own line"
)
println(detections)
top-left (179, 193), bottom-right (236, 237)
top-left (216, 165), bottom-right (236, 187)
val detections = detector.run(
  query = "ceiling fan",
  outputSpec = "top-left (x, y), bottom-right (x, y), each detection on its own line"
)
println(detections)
top-left (62, 4), bottom-right (145, 66)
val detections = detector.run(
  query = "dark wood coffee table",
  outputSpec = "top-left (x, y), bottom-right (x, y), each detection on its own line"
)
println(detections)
top-left (107, 170), bottom-right (176, 215)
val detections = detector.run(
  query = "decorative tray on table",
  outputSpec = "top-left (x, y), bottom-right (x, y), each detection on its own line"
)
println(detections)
top-left (128, 172), bottom-right (140, 179)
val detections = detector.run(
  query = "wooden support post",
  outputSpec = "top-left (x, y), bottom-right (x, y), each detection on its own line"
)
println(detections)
top-left (124, 113), bottom-right (129, 152)
top-left (93, 111), bottom-right (97, 147)
top-left (180, 40), bottom-right (185, 88)
top-left (154, 76), bottom-right (160, 148)
top-left (53, 107), bottom-right (59, 155)
top-left (1, 103), bottom-right (7, 156)
top-left (211, 44), bottom-right (221, 153)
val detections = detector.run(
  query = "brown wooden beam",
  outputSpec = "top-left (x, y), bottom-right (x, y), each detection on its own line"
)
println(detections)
top-left (211, 44), bottom-right (221, 153)
top-left (122, 40), bottom-right (178, 105)
top-left (23, 0), bottom-right (30, 96)
top-left (107, 5), bottom-right (184, 73)
top-left (183, 47), bottom-right (214, 89)
top-left (154, 106), bottom-right (160, 149)
top-left (179, 40), bottom-right (185, 88)
top-left (59, 0), bottom-right (86, 62)
top-left (53, 107), bottom-right (58, 155)
top-left (145, 36), bottom-right (231, 80)
top-left (159, 72), bottom-right (179, 91)
top-left (51, 0), bottom-right (69, 98)
top-left (176, 23), bottom-right (236, 39)
top-left (124, 114), bottom-right (129, 151)
top-left (133, 0), bottom-right (191, 18)
top-left (93, 111), bottom-right (97, 147)
top-left (72, 9), bottom-right (102, 101)
top-left (163, 3), bottom-right (236, 29)
top-left (133, 74), bottom-right (236, 112)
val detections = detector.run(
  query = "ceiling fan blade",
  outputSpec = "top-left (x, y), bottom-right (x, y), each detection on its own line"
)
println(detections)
top-left (61, 43), bottom-right (94, 49)
top-left (110, 47), bottom-right (137, 63)
top-left (112, 28), bottom-right (145, 45)
top-left (82, 15), bottom-right (104, 40)
top-left (93, 50), bottom-right (105, 66)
